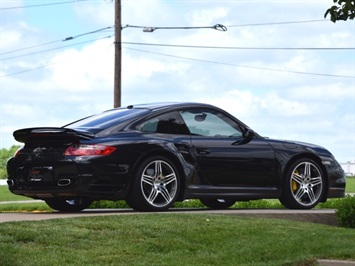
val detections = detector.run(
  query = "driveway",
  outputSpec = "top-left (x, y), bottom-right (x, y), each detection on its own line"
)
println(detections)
top-left (0, 208), bottom-right (338, 225)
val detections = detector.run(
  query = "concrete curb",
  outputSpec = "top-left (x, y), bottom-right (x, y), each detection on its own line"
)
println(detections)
top-left (318, 259), bottom-right (355, 265)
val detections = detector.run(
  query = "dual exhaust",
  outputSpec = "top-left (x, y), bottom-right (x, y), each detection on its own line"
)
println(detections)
top-left (57, 179), bottom-right (72, 187)
top-left (7, 178), bottom-right (72, 187)
top-left (7, 179), bottom-right (15, 187)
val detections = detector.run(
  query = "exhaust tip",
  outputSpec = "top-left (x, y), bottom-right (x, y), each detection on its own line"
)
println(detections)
top-left (7, 179), bottom-right (15, 187)
top-left (58, 179), bottom-right (71, 187)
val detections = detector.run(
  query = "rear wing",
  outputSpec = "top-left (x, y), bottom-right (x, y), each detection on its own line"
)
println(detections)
top-left (13, 127), bottom-right (95, 143)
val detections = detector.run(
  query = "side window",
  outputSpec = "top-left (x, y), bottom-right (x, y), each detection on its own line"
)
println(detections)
top-left (138, 112), bottom-right (190, 135)
top-left (179, 109), bottom-right (243, 137)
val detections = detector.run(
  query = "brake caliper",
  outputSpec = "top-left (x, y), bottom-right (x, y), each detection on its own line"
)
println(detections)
top-left (292, 170), bottom-right (299, 191)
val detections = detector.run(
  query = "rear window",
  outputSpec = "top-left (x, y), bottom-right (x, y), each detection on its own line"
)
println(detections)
top-left (65, 108), bottom-right (149, 132)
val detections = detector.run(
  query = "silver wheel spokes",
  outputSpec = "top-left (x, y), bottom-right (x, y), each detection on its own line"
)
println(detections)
top-left (291, 162), bottom-right (323, 206)
top-left (141, 160), bottom-right (177, 207)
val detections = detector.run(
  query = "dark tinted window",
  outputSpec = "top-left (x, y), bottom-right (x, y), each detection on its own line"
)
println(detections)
top-left (66, 108), bottom-right (149, 131)
top-left (139, 112), bottom-right (190, 135)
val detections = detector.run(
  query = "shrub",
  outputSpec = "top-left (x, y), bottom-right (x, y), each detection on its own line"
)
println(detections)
top-left (317, 198), bottom-right (344, 209)
top-left (335, 196), bottom-right (355, 228)
top-left (88, 199), bottom-right (284, 210)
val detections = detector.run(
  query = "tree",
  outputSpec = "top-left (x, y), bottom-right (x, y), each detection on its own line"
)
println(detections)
top-left (324, 0), bottom-right (355, 22)
top-left (0, 145), bottom-right (21, 179)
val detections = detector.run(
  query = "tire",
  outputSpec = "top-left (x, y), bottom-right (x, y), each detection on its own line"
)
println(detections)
top-left (45, 198), bottom-right (93, 212)
top-left (200, 198), bottom-right (236, 209)
top-left (126, 156), bottom-right (180, 212)
top-left (280, 159), bottom-right (325, 209)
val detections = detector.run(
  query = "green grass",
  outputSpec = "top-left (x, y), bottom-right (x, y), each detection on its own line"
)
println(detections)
top-left (0, 214), bottom-right (354, 266)
top-left (346, 176), bottom-right (355, 193)
top-left (0, 185), bottom-right (30, 201)
top-left (0, 202), bottom-right (51, 212)
top-left (1, 181), bottom-right (355, 265)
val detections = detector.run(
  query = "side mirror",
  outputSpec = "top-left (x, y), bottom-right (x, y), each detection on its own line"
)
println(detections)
top-left (194, 113), bottom-right (207, 122)
top-left (232, 128), bottom-right (254, 145)
top-left (244, 128), bottom-right (254, 140)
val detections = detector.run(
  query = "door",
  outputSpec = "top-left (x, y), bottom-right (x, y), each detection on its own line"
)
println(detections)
top-left (179, 108), bottom-right (277, 187)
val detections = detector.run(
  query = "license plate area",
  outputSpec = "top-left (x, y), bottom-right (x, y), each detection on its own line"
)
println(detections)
top-left (28, 166), bottom-right (54, 182)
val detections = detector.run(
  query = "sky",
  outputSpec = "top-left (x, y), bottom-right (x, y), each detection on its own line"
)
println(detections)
top-left (0, 0), bottom-right (354, 164)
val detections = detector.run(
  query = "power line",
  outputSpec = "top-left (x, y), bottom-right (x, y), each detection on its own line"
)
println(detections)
top-left (0, 63), bottom-right (58, 78)
top-left (2, 44), bottom-right (353, 79)
top-left (0, 27), bottom-right (113, 57)
top-left (0, 40), bottom-right (64, 56)
top-left (123, 42), bottom-right (355, 50)
top-left (0, 16), bottom-right (352, 78)
top-left (2, 38), bottom-right (353, 62)
top-left (0, 0), bottom-right (89, 10)
top-left (125, 47), bottom-right (355, 79)
top-left (1, 19), bottom-right (343, 57)
top-left (123, 24), bottom-right (227, 32)
top-left (63, 26), bottom-right (114, 41)
top-left (226, 19), bottom-right (329, 27)
top-left (0, 36), bottom-right (113, 61)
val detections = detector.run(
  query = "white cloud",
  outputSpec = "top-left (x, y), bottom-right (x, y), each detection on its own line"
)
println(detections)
top-left (0, 27), bottom-right (22, 51)
top-left (188, 7), bottom-right (229, 25)
top-left (48, 39), bottom-right (114, 92)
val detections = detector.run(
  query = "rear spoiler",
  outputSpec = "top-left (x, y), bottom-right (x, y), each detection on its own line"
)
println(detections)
top-left (13, 127), bottom-right (95, 143)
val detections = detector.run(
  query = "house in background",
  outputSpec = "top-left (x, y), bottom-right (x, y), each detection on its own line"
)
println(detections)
top-left (340, 161), bottom-right (355, 176)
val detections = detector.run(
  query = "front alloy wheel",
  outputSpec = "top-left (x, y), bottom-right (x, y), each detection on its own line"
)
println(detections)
top-left (126, 157), bottom-right (180, 211)
top-left (280, 159), bottom-right (325, 209)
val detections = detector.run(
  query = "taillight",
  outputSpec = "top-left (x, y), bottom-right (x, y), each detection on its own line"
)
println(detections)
top-left (14, 146), bottom-right (24, 157)
top-left (64, 144), bottom-right (116, 156)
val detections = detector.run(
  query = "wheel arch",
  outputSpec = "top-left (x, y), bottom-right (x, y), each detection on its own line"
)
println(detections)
top-left (128, 147), bottom-right (188, 201)
top-left (282, 153), bottom-right (329, 202)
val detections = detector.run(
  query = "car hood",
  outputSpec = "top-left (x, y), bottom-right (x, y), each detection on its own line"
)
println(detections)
top-left (265, 138), bottom-right (333, 156)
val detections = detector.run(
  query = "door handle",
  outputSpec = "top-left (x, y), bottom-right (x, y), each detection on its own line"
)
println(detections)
top-left (196, 148), bottom-right (210, 155)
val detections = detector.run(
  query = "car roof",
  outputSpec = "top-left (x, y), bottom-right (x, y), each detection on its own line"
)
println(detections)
top-left (118, 102), bottom-right (217, 111)
top-left (66, 102), bottom-right (218, 132)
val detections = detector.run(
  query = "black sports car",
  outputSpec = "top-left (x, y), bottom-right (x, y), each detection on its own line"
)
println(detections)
top-left (7, 102), bottom-right (345, 212)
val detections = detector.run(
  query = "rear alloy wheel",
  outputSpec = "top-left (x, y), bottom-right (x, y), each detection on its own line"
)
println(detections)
top-left (280, 159), bottom-right (325, 209)
top-left (44, 198), bottom-right (93, 212)
top-left (200, 198), bottom-right (236, 209)
top-left (126, 157), bottom-right (180, 212)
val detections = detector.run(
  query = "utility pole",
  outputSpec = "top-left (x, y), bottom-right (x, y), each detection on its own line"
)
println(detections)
top-left (113, 0), bottom-right (121, 108)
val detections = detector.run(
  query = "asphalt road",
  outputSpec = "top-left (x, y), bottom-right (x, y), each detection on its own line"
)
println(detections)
top-left (0, 207), bottom-right (338, 225)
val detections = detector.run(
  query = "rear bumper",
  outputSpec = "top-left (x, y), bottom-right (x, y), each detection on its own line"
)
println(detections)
top-left (7, 179), bottom-right (128, 200)
top-left (7, 157), bottom-right (131, 201)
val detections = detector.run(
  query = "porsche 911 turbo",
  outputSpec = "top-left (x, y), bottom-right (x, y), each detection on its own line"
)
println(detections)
top-left (6, 102), bottom-right (346, 212)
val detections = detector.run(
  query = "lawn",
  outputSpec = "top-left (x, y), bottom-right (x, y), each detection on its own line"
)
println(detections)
top-left (1, 179), bottom-right (355, 265)
top-left (346, 176), bottom-right (355, 193)
top-left (1, 214), bottom-right (355, 266)
top-left (0, 185), bottom-right (30, 201)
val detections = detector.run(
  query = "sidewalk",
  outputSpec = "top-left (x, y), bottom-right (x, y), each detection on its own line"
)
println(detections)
top-left (0, 200), bottom-right (43, 205)
top-left (318, 260), bottom-right (355, 265)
